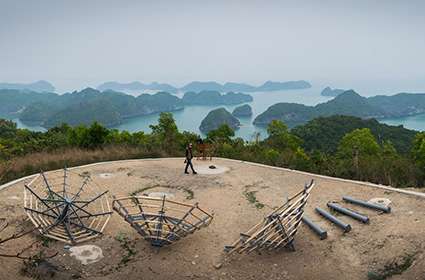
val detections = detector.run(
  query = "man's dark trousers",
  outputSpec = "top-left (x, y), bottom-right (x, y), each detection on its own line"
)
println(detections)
top-left (185, 159), bottom-right (195, 173)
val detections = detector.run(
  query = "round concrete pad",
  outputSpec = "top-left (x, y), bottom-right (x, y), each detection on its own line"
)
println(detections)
top-left (69, 245), bottom-right (104, 265)
top-left (368, 197), bottom-right (392, 207)
top-left (148, 192), bottom-right (175, 199)
top-left (99, 173), bottom-right (113, 179)
top-left (195, 164), bottom-right (229, 175)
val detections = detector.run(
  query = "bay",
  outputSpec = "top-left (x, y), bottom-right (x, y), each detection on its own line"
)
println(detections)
top-left (381, 114), bottom-right (425, 132)
top-left (12, 85), bottom-right (425, 140)
top-left (113, 86), bottom-right (332, 140)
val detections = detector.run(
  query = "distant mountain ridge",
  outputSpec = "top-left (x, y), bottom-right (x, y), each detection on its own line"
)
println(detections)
top-left (18, 88), bottom-right (184, 128)
top-left (182, 91), bottom-right (253, 105)
top-left (97, 81), bottom-right (177, 93)
top-left (0, 89), bottom-right (58, 115)
top-left (254, 90), bottom-right (425, 127)
top-left (0, 80), bottom-right (55, 92)
top-left (0, 87), bottom-right (252, 128)
top-left (255, 81), bottom-right (311, 91)
top-left (98, 80), bottom-right (312, 93)
top-left (178, 80), bottom-right (312, 92)
top-left (320, 86), bottom-right (346, 97)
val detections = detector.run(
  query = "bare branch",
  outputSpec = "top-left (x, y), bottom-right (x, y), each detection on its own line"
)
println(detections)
top-left (0, 218), bottom-right (58, 261)
top-left (0, 226), bottom-right (38, 245)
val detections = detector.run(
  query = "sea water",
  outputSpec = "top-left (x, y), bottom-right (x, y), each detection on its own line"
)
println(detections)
top-left (114, 86), bottom-right (332, 140)
top-left (12, 86), bottom-right (425, 140)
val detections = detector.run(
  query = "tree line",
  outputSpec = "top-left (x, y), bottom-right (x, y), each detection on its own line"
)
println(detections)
top-left (0, 114), bottom-right (424, 188)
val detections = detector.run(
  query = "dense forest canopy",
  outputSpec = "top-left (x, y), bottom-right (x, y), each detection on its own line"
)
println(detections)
top-left (291, 115), bottom-right (417, 154)
top-left (0, 114), bottom-right (424, 189)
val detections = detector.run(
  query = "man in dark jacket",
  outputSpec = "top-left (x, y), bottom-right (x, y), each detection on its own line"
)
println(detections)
top-left (185, 143), bottom-right (197, 174)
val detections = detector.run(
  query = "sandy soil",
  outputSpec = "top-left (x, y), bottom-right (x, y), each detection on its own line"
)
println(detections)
top-left (0, 158), bottom-right (424, 280)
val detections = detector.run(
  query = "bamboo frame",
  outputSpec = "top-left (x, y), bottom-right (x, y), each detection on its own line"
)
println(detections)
top-left (225, 180), bottom-right (315, 254)
top-left (113, 195), bottom-right (213, 247)
top-left (23, 168), bottom-right (112, 244)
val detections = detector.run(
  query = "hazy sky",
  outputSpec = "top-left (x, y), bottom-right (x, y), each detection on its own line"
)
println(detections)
top-left (0, 0), bottom-right (424, 94)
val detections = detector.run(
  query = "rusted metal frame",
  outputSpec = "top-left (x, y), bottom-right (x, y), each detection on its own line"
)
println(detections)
top-left (24, 184), bottom-right (60, 216)
top-left (71, 176), bottom-right (90, 200)
top-left (153, 195), bottom-right (167, 246)
top-left (133, 197), bottom-right (154, 236)
top-left (227, 181), bottom-right (314, 254)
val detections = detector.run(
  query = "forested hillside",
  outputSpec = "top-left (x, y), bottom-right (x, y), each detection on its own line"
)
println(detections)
top-left (0, 88), bottom-right (253, 128)
top-left (19, 88), bottom-right (184, 127)
top-left (291, 115), bottom-right (417, 154)
top-left (254, 90), bottom-right (425, 127)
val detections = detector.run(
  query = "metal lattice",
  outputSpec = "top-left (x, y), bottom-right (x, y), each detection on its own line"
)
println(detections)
top-left (225, 180), bottom-right (315, 254)
top-left (113, 195), bottom-right (213, 247)
top-left (0, 218), bottom-right (6, 234)
top-left (23, 168), bottom-right (112, 244)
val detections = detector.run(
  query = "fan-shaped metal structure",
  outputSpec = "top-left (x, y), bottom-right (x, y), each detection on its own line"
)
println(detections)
top-left (113, 195), bottom-right (213, 247)
top-left (225, 180), bottom-right (315, 254)
top-left (24, 168), bottom-right (112, 244)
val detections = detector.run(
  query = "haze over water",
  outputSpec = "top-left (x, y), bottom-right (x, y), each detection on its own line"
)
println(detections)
top-left (114, 86), bottom-right (332, 140)
top-left (10, 80), bottom-right (425, 138)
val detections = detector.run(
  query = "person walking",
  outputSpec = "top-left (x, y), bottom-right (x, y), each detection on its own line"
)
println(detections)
top-left (184, 143), bottom-right (197, 174)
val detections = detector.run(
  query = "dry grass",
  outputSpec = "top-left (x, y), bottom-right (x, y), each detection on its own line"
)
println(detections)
top-left (0, 145), bottom-right (171, 184)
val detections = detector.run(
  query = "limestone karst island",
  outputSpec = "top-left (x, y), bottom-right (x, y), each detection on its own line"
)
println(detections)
top-left (0, 1), bottom-right (424, 280)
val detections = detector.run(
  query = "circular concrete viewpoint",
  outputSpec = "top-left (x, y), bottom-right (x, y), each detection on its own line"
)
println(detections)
top-left (194, 164), bottom-right (229, 175)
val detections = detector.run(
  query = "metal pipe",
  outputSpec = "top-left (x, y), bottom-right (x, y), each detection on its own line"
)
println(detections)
top-left (342, 196), bottom-right (391, 213)
top-left (315, 207), bottom-right (351, 232)
top-left (302, 215), bottom-right (327, 240)
top-left (327, 203), bottom-right (369, 224)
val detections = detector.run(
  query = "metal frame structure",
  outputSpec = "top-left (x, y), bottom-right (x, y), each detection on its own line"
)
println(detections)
top-left (196, 143), bottom-right (213, 161)
top-left (113, 195), bottom-right (213, 247)
top-left (225, 180), bottom-right (315, 254)
top-left (23, 168), bottom-right (112, 244)
top-left (0, 218), bottom-right (6, 234)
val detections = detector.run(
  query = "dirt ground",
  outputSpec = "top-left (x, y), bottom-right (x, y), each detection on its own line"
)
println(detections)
top-left (0, 158), bottom-right (424, 280)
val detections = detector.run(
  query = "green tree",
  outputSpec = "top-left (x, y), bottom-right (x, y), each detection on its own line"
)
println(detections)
top-left (412, 132), bottom-right (425, 168)
top-left (263, 148), bottom-right (280, 165)
top-left (149, 112), bottom-right (181, 153)
top-left (66, 122), bottom-right (108, 149)
top-left (337, 128), bottom-right (380, 180)
top-left (265, 120), bottom-right (302, 151)
top-left (380, 141), bottom-right (398, 186)
top-left (180, 131), bottom-right (199, 149)
top-left (0, 119), bottom-right (18, 138)
top-left (85, 122), bottom-right (109, 148)
top-left (67, 125), bottom-right (88, 147)
top-left (337, 128), bottom-right (380, 158)
top-left (206, 124), bottom-right (235, 144)
top-left (131, 131), bottom-right (148, 146)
